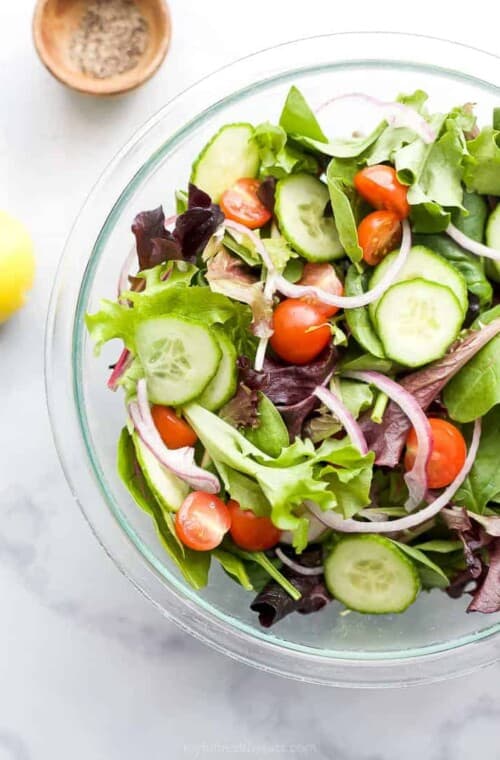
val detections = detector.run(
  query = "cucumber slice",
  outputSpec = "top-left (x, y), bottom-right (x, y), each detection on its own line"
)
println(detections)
top-left (375, 279), bottom-right (463, 368)
top-left (485, 205), bottom-right (500, 283)
top-left (190, 123), bottom-right (260, 202)
top-left (132, 432), bottom-right (188, 512)
top-left (275, 174), bottom-right (344, 261)
top-left (368, 245), bottom-right (468, 324)
top-left (197, 329), bottom-right (238, 411)
top-left (135, 316), bottom-right (221, 406)
top-left (324, 535), bottom-right (421, 614)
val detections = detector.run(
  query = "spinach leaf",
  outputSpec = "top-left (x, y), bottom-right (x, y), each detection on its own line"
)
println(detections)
top-left (344, 266), bottom-right (386, 357)
top-left (452, 191), bottom-right (488, 243)
top-left (390, 540), bottom-right (449, 583)
top-left (116, 428), bottom-right (211, 589)
top-left (339, 349), bottom-right (393, 374)
top-left (224, 539), bottom-right (302, 600)
top-left (455, 408), bottom-right (500, 513)
top-left (413, 540), bottom-right (464, 553)
top-left (279, 86), bottom-right (327, 142)
top-left (212, 548), bottom-right (254, 591)
top-left (326, 166), bottom-right (363, 264)
top-left (279, 86), bottom-right (386, 158)
top-left (244, 393), bottom-right (289, 457)
top-left (443, 315), bottom-right (500, 422)
top-left (464, 127), bottom-right (500, 195)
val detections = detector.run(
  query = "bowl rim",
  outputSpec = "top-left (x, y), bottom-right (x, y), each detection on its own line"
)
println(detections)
top-left (46, 31), bottom-right (500, 687)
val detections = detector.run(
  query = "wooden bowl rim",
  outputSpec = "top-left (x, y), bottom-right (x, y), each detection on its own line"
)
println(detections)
top-left (32, 0), bottom-right (171, 96)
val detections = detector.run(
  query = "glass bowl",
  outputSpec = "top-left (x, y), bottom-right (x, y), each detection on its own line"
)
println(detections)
top-left (46, 33), bottom-right (500, 687)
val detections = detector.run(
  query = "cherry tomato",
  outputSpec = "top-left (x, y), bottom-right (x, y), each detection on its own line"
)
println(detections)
top-left (297, 262), bottom-right (344, 318)
top-left (151, 405), bottom-right (197, 449)
top-left (228, 500), bottom-right (281, 551)
top-left (270, 299), bottom-right (331, 365)
top-left (357, 210), bottom-right (402, 266)
top-left (404, 417), bottom-right (467, 489)
top-left (175, 492), bottom-right (231, 551)
top-left (220, 178), bottom-right (272, 229)
top-left (354, 165), bottom-right (410, 219)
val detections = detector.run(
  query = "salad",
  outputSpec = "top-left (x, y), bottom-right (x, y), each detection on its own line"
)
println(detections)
top-left (87, 87), bottom-right (500, 628)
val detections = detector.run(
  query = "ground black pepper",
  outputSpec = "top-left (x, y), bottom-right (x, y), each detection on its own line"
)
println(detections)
top-left (69, 0), bottom-right (149, 79)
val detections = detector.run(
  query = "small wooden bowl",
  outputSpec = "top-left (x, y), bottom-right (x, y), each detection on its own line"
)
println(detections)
top-left (33, 0), bottom-right (171, 96)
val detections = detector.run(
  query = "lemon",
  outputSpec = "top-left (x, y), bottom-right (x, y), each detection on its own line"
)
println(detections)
top-left (0, 210), bottom-right (35, 323)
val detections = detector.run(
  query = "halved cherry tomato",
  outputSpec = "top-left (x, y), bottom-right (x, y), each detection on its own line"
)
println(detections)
top-left (151, 405), bottom-right (197, 449)
top-left (404, 417), bottom-right (467, 489)
top-left (175, 492), bottom-right (231, 551)
top-left (354, 165), bottom-right (410, 219)
top-left (228, 500), bottom-right (281, 551)
top-left (357, 210), bottom-right (402, 266)
top-left (297, 262), bottom-right (344, 318)
top-left (220, 178), bottom-right (272, 229)
top-left (270, 299), bottom-right (331, 365)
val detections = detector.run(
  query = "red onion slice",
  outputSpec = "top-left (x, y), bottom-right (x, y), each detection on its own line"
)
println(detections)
top-left (313, 385), bottom-right (368, 454)
top-left (273, 219), bottom-right (411, 309)
top-left (343, 370), bottom-right (432, 511)
top-left (447, 223), bottom-right (500, 261)
top-left (317, 93), bottom-right (436, 144)
top-left (107, 348), bottom-right (132, 391)
top-left (308, 418), bottom-right (481, 533)
top-left (275, 547), bottom-right (324, 576)
top-left (129, 379), bottom-right (220, 493)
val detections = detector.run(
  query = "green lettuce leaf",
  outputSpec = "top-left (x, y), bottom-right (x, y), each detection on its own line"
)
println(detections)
top-left (86, 275), bottom-right (250, 355)
top-left (252, 121), bottom-right (319, 178)
top-left (183, 404), bottom-right (374, 550)
top-left (464, 127), bottom-right (500, 195)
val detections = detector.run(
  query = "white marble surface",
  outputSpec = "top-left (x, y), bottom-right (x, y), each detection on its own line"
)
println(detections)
top-left (2, 2), bottom-right (500, 758)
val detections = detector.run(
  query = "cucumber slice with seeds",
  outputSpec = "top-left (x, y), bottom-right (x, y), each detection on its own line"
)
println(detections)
top-left (275, 173), bottom-right (344, 261)
top-left (374, 278), bottom-right (463, 368)
top-left (324, 535), bottom-right (421, 614)
top-left (368, 245), bottom-right (468, 324)
top-left (135, 316), bottom-right (221, 406)
top-left (190, 123), bottom-right (260, 203)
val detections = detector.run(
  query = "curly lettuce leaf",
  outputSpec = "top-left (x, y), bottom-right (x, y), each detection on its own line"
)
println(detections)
top-left (464, 127), bottom-right (500, 195)
top-left (183, 403), bottom-right (374, 550)
top-left (252, 121), bottom-right (319, 178)
top-left (86, 269), bottom-right (248, 354)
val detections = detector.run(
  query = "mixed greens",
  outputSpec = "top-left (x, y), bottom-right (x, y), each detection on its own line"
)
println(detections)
top-left (87, 87), bottom-right (500, 626)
